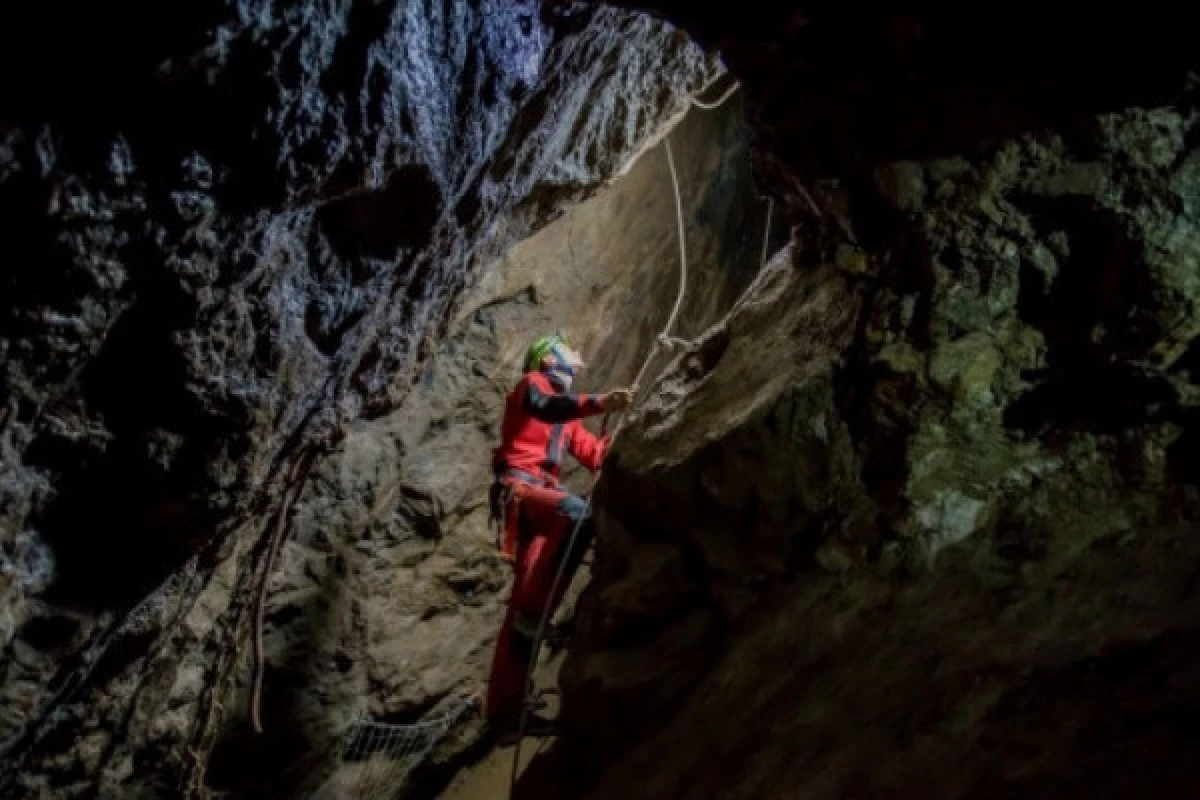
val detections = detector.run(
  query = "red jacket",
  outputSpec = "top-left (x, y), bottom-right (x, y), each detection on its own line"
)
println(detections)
top-left (493, 371), bottom-right (609, 484)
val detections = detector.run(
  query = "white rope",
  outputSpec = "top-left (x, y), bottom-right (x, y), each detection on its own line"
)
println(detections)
top-left (690, 76), bottom-right (777, 271)
top-left (688, 75), bottom-right (780, 271)
top-left (690, 79), bottom-right (742, 111)
top-left (507, 130), bottom-right (692, 798)
top-left (631, 137), bottom-right (688, 392)
top-left (505, 69), bottom-right (779, 795)
top-left (613, 69), bottom-right (735, 182)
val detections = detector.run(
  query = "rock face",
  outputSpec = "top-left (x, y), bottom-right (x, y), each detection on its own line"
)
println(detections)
top-left (6, 2), bottom-right (1200, 799)
top-left (553, 104), bottom-right (1200, 798)
top-left (246, 95), bottom-right (765, 800)
top-left (0, 4), bottom-right (721, 797)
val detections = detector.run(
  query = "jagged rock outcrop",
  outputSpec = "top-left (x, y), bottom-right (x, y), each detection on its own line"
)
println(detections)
top-left (551, 103), bottom-right (1200, 799)
top-left (0, 4), bottom-right (722, 797)
top-left (7, 2), bottom-right (1200, 799)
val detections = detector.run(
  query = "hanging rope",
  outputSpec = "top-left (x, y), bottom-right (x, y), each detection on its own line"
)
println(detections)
top-left (250, 449), bottom-right (315, 734)
top-left (506, 132), bottom-right (691, 799)
top-left (691, 76), bottom-right (822, 224)
top-left (505, 70), bottom-right (770, 800)
top-left (691, 79), bottom-right (742, 111)
top-left (642, 138), bottom-right (689, 390)
top-left (613, 70), bottom-right (731, 182)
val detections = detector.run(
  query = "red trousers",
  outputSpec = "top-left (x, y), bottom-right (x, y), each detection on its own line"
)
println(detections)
top-left (485, 480), bottom-right (591, 722)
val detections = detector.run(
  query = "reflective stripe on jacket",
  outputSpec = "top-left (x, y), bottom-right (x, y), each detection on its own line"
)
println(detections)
top-left (492, 371), bottom-right (608, 483)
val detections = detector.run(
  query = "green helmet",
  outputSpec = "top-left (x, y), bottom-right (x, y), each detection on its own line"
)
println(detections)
top-left (524, 332), bottom-right (571, 372)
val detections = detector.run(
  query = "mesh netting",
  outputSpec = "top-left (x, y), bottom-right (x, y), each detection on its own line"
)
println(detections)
top-left (335, 695), bottom-right (477, 796)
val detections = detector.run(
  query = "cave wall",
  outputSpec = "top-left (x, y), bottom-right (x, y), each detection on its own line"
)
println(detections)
top-left (505, 5), bottom-right (1200, 798)
top-left (7, 2), bottom-right (1200, 798)
top-left (241, 93), bottom-right (766, 799)
top-left (552, 99), bottom-right (1200, 799)
top-left (0, 3), bottom-right (721, 797)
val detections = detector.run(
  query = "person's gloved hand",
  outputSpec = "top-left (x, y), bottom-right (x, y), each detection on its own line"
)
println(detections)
top-left (600, 388), bottom-right (636, 412)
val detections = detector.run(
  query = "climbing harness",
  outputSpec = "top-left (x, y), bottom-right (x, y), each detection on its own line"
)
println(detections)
top-left (505, 74), bottom-right (761, 797)
top-left (490, 480), bottom-right (520, 562)
top-left (491, 476), bottom-right (545, 563)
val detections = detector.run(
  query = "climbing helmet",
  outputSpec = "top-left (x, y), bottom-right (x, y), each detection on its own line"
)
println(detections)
top-left (524, 332), bottom-right (581, 374)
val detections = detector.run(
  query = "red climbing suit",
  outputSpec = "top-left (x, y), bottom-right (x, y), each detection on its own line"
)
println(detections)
top-left (494, 370), bottom-right (607, 483)
top-left (485, 370), bottom-right (608, 723)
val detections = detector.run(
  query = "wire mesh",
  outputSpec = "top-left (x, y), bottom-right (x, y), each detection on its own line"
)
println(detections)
top-left (336, 695), bottom-right (476, 796)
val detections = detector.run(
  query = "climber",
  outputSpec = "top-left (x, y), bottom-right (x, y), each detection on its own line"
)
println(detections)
top-left (484, 332), bottom-right (634, 734)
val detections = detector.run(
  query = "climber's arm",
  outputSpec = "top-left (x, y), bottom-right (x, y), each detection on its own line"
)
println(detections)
top-left (567, 423), bottom-right (610, 472)
top-left (524, 379), bottom-right (604, 423)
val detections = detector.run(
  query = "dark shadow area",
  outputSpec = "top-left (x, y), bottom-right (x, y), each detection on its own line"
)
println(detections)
top-left (404, 727), bottom-right (498, 800)
top-left (25, 429), bottom-right (211, 613)
top-left (314, 165), bottom-right (442, 263)
top-left (609, 1), bottom-right (1200, 173)
top-left (0, 2), bottom-right (288, 211)
top-left (1167, 414), bottom-right (1200, 485)
top-left (18, 612), bottom-right (81, 655)
top-left (320, 0), bottom-right (401, 109)
top-left (304, 299), bottom-right (367, 358)
top-left (958, 626), bottom-right (1200, 800)
top-left (24, 271), bottom-right (236, 611)
top-left (1012, 196), bottom-right (1147, 356)
top-left (0, 3), bottom-right (226, 125)
top-left (206, 520), bottom-right (350, 800)
top-left (205, 691), bottom-right (316, 800)
top-left (510, 742), bottom-right (594, 800)
top-left (302, 165), bottom-right (443, 353)
top-left (1005, 194), bottom-right (1173, 436)
top-left (1004, 365), bottom-right (1179, 438)
top-left (0, 173), bottom-right (92, 346)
